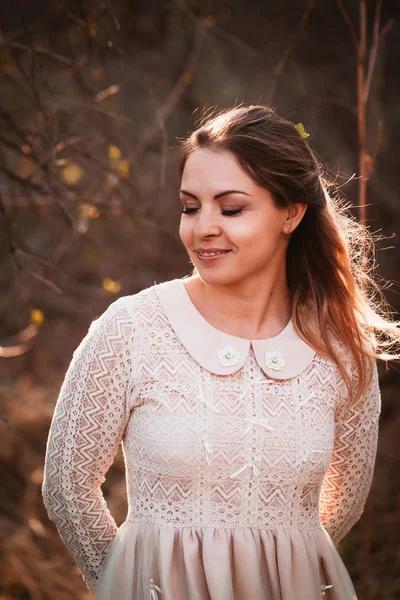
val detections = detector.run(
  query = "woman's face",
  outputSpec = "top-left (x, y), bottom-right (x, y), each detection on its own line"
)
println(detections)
top-left (179, 148), bottom-right (293, 287)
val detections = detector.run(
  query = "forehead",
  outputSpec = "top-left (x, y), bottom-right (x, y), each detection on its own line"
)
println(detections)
top-left (181, 149), bottom-right (254, 190)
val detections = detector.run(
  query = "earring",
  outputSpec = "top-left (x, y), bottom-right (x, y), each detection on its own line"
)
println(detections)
top-left (287, 224), bottom-right (291, 232)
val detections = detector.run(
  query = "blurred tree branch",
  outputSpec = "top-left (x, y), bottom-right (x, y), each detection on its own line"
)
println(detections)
top-left (266, 0), bottom-right (315, 105)
top-left (338, 0), bottom-right (395, 225)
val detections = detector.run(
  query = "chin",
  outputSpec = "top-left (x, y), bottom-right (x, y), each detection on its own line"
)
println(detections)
top-left (195, 267), bottom-right (244, 287)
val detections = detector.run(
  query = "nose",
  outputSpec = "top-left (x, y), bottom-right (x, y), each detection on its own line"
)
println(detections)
top-left (193, 206), bottom-right (222, 238)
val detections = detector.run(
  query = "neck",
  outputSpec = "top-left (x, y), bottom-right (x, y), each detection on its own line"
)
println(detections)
top-left (186, 269), bottom-right (292, 340)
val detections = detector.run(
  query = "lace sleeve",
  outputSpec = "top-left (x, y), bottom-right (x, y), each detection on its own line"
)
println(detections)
top-left (319, 359), bottom-right (381, 547)
top-left (42, 297), bottom-right (135, 592)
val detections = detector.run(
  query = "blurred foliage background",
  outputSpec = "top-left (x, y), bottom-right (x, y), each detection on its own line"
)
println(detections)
top-left (0, 0), bottom-right (399, 598)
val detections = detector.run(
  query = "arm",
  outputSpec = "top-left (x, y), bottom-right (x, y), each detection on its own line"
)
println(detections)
top-left (319, 359), bottom-right (381, 548)
top-left (42, 297), bottom-right (135, 592)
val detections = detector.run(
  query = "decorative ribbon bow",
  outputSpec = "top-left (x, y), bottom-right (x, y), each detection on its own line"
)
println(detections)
top-left (196, 380), bottom-right (221, 413)
top-left (321, 583), bottom-right (333, 596)
top-left (201, 433), bottom-right (214, 466)
top-left (229, 457), bottom-right (262, 479)
top-left (149, 578), bottom-right (162, 599)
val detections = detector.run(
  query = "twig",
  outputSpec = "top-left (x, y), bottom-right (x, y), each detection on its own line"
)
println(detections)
top-left (107, 0), bottom-right (121, 31)
top-left (0, 39), bottom-right (74, 65)
top-left (371, 119), bottom-right (383, 166)
top-left (357, 0), bottom-right (367, 225)
top-left (3, 34), bottom-right (53, 137)
top-left (364, 119), bottom-right (383, 176)
top-left (364, 0), bottom-right (382, 103)
top-left (27, 270), bottom-right (63, 294)
top-left (0, 133), bottom-right (30, 157)
top-left (266, 0), bottom-right (315, 105)
top-left (51, 1), bottom-right (87, 27)
top-left (94, 83), bottom-right (121, 103)
top-left (0, 325), bottom-right (38, 358)
top-left (212, 25), bottom-right (258, 57)
top-left (337, 0), bottom-right (359, 51)
top-left (0, 166), bottom-right (49, 194)
top-left (26, 134), bottom-right (98, 179)
top-left (148, 91), bottom-right (169, 189)
top-left (0, 107), bottom-right (31, 143)
top-left (52, 95), bottom-right (133, 123)
top-left (132, 19), bottom-right (206, 158)
top-left (379, 17), bottom-right (395, 41)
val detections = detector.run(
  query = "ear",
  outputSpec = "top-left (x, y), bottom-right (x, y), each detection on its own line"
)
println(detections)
top-left (283, 202), bottom-right (308, 234)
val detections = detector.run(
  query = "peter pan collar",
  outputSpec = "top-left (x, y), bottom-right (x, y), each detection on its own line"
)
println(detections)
top-left (154, 278), bottom-right (316, 379)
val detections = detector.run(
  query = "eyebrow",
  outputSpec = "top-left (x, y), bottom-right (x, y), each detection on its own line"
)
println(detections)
top-left (179, 189), bottom-right (251, 200)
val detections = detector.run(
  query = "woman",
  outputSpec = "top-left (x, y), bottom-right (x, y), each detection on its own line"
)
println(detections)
top-left (42, 105), bottom-right (399, 600)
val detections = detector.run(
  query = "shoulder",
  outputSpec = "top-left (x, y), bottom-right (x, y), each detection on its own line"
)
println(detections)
top-left (109, 278), bottom-right (178, 323)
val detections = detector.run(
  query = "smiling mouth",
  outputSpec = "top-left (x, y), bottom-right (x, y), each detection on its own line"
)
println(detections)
top-left (197, 250), bottom-right (231, 257)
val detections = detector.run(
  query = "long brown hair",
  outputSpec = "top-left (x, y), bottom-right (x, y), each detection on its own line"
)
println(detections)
top-left (176, 104), bottom-right (400, 399)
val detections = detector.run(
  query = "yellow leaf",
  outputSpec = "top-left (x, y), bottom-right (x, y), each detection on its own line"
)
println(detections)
top-left (87, 16), bottom-right (97, 38)
top-left (117, 158), bottom-right (130, 177)
top-left (60, 162), bottom-right (83, 185)
top-left (294, 122), bottom-right (310, 139)
top-left (80, 203), bottom-right (100, 219)
top-left (91, 66), bottom-right (103, 80)
top-left (30, 309), bottom-right (44, 326)
top-left (202, 15), bottom-right (216, 28)
top-left (102, 278), bottom-right (121, 294)
top-left (108, 145), bottom-right (122, 160)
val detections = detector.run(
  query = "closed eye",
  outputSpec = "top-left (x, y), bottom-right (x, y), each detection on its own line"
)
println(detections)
top-left (180, 208), bottom-right (244, 216)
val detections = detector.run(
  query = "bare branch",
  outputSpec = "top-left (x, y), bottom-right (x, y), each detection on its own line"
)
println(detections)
top-left (379, 17), bottom-right (395, 41)
top-left (337, 0), bottom-right (359, 52)
top-left (132, 19), bottom-right (206, 158)
top-left (51, 1), bottom-right (86, 27)
top-left (94, 84), bottom-right (121, 104)
top-left (368, 119), bottom-right (383, 174)
top-left (266, 0), bottom-right (315, 105)
top-left (0, 325), bottom-right (38, 358)
top-left (212, 26), bottom-right (258, 57)
top-left (357, 0), bottom-right (368, 225)
top-left (364, 0), bottom-right (382, 103)
top-left (0, 167), bottom-right (49, 195)
top-left (0, 108), bottom-right (30, 143)
top-left (290, 60), bottom-right (357, 113)
top-left (27, 270), bottom-right (63, 294)
top-left (27, 134), bottom-right (99, 180)
top-left (52, 95), bottom-right (133, 123)
top-left (1, 36), bottom-right (54, 140)
top-left (0, 40), bottom-right (74, 66)
top-left (0, 133), bottom-right (30, 157)
top-left (107, 0), bottom-right (121, 31)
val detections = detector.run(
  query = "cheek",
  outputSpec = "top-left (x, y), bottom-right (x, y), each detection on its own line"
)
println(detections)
top-left (179, 219), bottom-right (191, 247)
top-left (235, 217), bottom-right (283, 252)
top-left (232, 219), bottom-right (269, 243)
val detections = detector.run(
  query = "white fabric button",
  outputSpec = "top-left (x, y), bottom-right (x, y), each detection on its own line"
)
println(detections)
top-left (217, 345), bottom-right (240, 367)
top-left (265, 350), bottom-right (285, 371)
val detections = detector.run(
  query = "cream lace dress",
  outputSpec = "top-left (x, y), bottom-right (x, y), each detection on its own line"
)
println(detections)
top-left (42, 277), bottom-right (381, 600)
